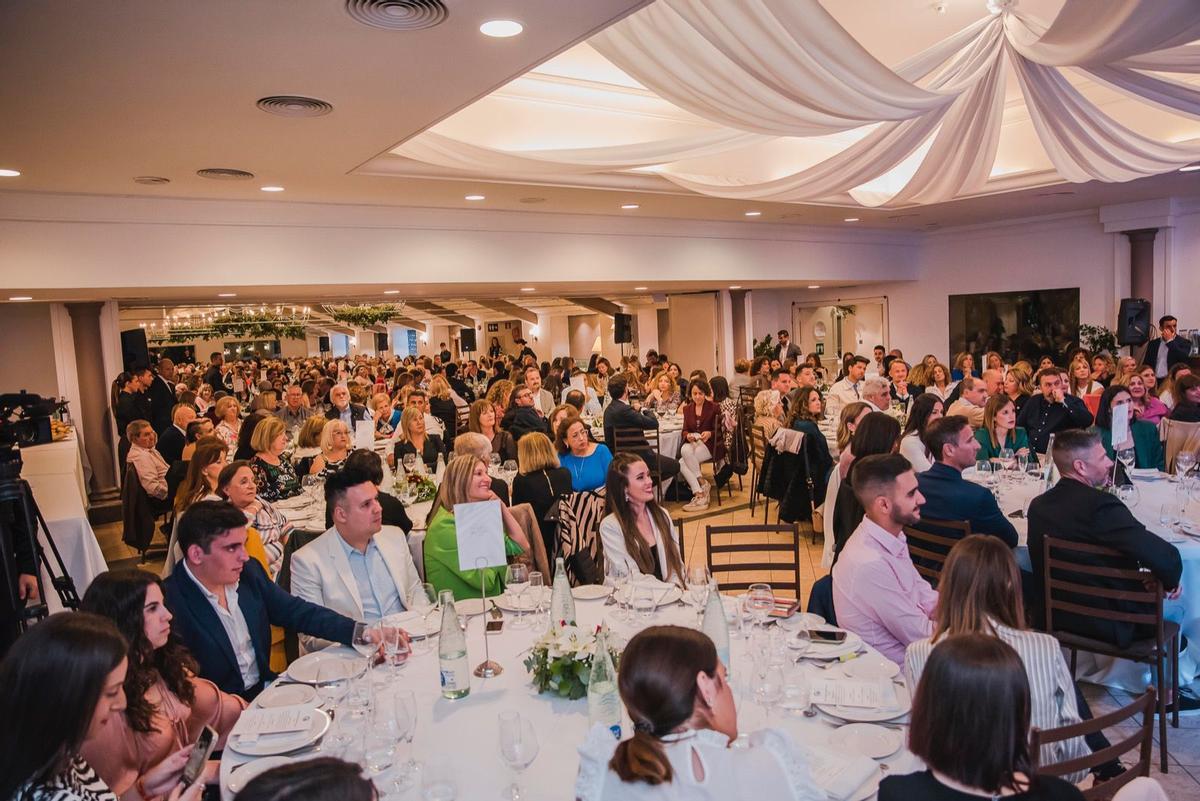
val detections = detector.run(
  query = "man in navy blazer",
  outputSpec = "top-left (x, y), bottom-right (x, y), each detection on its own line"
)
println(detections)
top-left (913, 415), bottom-right (1018, 548)
top-left (163, 500), bottom-right (362, 699)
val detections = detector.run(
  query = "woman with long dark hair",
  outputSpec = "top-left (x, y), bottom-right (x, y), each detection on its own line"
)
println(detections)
top-left (575, 625), bottom-right (821, 800)
top-left (599, 453), bottom-right (686, 586)
top-left (1093, 384), bottom-right (1166, 469)
top-left (80, 570), bottom-right (246, 797)
top-left (880, 634), bottom-right (1084, 800)
top-left (898, 393), bottom-right (943, 473)
top-left (0, 613), bottom-right (200, 801)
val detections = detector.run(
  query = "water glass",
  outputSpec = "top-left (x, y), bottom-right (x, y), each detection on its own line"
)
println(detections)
top-left (421, 760), bottom-right (458, 801)
top-left (315, 664), bottom-right (349, 710)
top-left (782, 664), bottom-right (811, 713)
top-left (505, 563), bottom-right (531, 629)
top-left (380, 618), bottom-right (411, 673)
top-left (387, 690), bottom-right (419, 794)
top-left (632, 585), bottom-right (656, 622)
top-left (687, 565), bottom-right (711, 625)
top-left (527, 572), bottom-right (547, 630)
top-left (974, 460), bottom-right (992, 482)
top-left (605, 559), bottom-right (631, 622)
top-left (753, 663), bottom-right (784, 720)
top-left (1116, 483), bottom-right (1139, 508)
top-left (1160, 502), bottom-right (1179, 529)
top-left (411, 582), bottom-right (440, 655)
top-left (1017, 452), bottom-right (1029, 475)
top-left (998, 448), bottom-right (1016, 479)
top-left (497, 711), bottom-right (540, 801)
top-left (747, 583), bottom-right (774, 630)
top-left (1175, 451), bottom-right (1196, 481)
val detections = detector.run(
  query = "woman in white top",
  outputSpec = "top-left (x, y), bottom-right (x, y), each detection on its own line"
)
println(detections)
top-left (598, 452), bottom-right (686, 586)
top-left (897, 394), bottom-right (943, 474)
top-left (576, 625), bottom-right (822, 801)
top-left (1066, 358), bottom-right (1103, 397)
top-left (212, 396), bottom-right (241, 450)
top-left (904, 535), bottom-right (1090, 782)
top-left (923, 362), bottom-right (956, 402)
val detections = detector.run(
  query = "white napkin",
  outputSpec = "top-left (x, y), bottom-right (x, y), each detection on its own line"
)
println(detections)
top-left (797, 743), bottom-right (879, 801)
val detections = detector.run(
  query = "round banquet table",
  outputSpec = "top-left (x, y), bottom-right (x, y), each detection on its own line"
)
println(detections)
top-left (972, 468), bottom-right (1200, 691)
top-left (219, 598), bottom-right (920, 801)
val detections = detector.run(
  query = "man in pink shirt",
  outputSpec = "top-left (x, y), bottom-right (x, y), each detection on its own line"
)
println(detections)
top-left (831, 453), bottom-right (938, 665)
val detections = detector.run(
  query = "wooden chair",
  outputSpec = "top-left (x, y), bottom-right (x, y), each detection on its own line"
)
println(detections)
top-left (1041, 536), bottom-right (1180, 772)
top-left (1159, 418), bottom-right (1200, 474)
top-left (612, 426), bottom-right (663, 502)
top-left (455, 407), bottom-right (470, 439)
top-left (673, 518), bottom-right (688, 564)
top-left (902, 519), bottom-right (971, 586)
top-left (705, 523), bottom-right (802, 598)
top-left (748, 425), bottom-right (769, 518)
top-left (1031, 687), bottom-right (1156, 799)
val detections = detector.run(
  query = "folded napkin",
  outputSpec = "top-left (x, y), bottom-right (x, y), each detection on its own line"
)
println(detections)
top-left (633, 575), bottom-right (673, 591)
top-left (273, 495), bottom-right (312, 510)
top-left (796, 742), bottom-right (879, 801)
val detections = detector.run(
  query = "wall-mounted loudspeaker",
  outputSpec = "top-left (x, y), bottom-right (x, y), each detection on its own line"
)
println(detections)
top-left (375, 332), bottom-right (389, 352)
top-left (1117, 298), bottom-right (1151, 346)
top-left (318, 335), bottom-right (331, 353)
top-left (460, 327), bottom-right (477, 352)
top-left (120, 328), bottom-right (150, 371)
top-left (614, 313), bottom-right (633, 344)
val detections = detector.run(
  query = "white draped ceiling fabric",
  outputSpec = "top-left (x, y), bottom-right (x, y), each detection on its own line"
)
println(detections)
top-left (395, 0), bottom-right (1200, 208)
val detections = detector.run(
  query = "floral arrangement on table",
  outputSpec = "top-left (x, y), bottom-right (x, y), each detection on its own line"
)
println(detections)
top-left (326, 303), bottom-right (403, 327)
top-left (524, 623), bottom-right (622, 700)
top-left (394, 472), bottom-right (439, 503)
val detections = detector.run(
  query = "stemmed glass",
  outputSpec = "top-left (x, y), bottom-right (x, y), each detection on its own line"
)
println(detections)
top-left (352, 621), bottom-right (377, 675)
top-left (387, 689), bottom-right (419, 795)
top-left (380, 618), bottom-right (411, 675)
top-left (410, 583), bottom-right (440, 655)
top-left (1175, 451), bottom-right (1196, 483)
top-left (422, 760), bottom-right (458, 801)
top-left (505, 563), bottom-right (531, 629)
top-left (489, 453), bottom-right (502, 476)
top-left (747, 583), bottom-right (774, 631)
top-left (502, 460), bottom-right (519, 484)
top-left (753, 661), bottom-right (784, 723)
top-left (527, 572), bottom-right (546, 630)
top-left (605, 558), bottom-right (631, 622)
top-left (402, 453), bottom-right (418, 475)
top-left (1115, 447), bottom-right (1137, 486)
top-left (497, 710), bottom-right (540, 801)
top-left (1017, 452), bottom-right (1030, 477)
top-left (997, 448), bottom-right (1016, 482)
top-left (364, 704), bottom-right (398, 785)
top-left (315, 663), bottom-right (349, 710)
top-left (687, 565), bottom-right (711, 626)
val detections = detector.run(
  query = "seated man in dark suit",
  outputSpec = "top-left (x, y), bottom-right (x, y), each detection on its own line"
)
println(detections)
top-left (156, 402), bottom-right (195, 466)
top-left (163, 500), bottom-right (379, 699)
top-left (914, 415), bottom-right (1018, 549)
top-left (601, 375), bottom-right (680, 486)
top-left (500, 384), bottom-right (551, 442)
top-left (1029, 428), bottom-right (1182, 649)
top-left (1017, 367), bottom-right (1093, 454)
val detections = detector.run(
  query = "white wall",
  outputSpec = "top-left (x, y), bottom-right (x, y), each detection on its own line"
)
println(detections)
top-left (0, 303), bottom-right (60, 397)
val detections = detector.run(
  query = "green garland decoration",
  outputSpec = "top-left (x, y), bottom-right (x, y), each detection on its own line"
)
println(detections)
top-left (326, 304), bottom-right (402, 327)
top-left (147, 308), bottom-right (308, 343)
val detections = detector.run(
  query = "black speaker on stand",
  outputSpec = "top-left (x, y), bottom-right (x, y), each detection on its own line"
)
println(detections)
top-left (614, 313), bottom-right (633, 344)
top-left (460, 327), bottom-right (477, 352)
top-left (1117, 298), bottom-right (1151, 346)
top-left (374, 332), bottom-right (389, 353)
top-left (120, 328), bottom-right (150, 371)
top-left (318, 335), bottom-right (331, 354)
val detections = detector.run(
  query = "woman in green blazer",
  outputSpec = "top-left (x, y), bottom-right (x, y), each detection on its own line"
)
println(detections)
top-left (424, 455), bottom-right (528, 599)
top-left (974, 394), bottom-right (1030, 459)
top-left (1092, 385), bottom-right (1165, 471)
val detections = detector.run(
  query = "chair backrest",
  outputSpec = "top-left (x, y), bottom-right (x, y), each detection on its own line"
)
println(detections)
top-left (1159, 418), bottom-right (1200, 473)
top-left (750, 425), bottom-right (768, 465)
top-left (903, 519), bottom-right (971, 584)
top-left (455, 407), bottom-right (470, 438)
top-left (556, 489), bottom-right (608, 586)
top-left (275, 527), bottom-right (323, 664)
top-left (705, 523), bottom-right (802, 597)
top-left (1040, 535), bottom-right (1166, 638)
top-left (1030, 686), bottom-right (1155, 800)
top-left (612, 426), bottom-right (658, 455)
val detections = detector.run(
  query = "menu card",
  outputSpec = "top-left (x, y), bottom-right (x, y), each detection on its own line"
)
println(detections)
top-left (455, 499), bottom-right (506, 571)
top-left (810, 678), bottom-right (898, 709)
top-left (232, 704), bottom-right (314, 742)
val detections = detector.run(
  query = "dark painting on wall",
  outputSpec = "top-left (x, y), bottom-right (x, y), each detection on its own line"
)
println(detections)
top-left (948, 288), bottom-right (1080, 367)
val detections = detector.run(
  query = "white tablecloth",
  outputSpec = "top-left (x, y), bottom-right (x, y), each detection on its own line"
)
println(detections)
top-left (20, 435), bottom-right (89, 518)
top-left (40, 516), bottom-right (108, 613)
top-left (220, 599), bottom-right (917, 801)
top-left (982, 470), bottom-right (1200, 691)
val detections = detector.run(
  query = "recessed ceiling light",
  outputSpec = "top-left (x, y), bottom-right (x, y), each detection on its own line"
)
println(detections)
top-left (464, 194), bottom-right (486, 201)
top-left (9, 296), bottom-right (32, 301)
top-left (133, 176), bottom-right (170, 185)
top-left (480, 19), bottom-right (523, 37)
top-left (383, 289), bottom-right (400, 295)
top-left (218, 293), bottom-right (237, 298)
top-left (743, 211), bottom-right (762, 217)
top-left (729, 285), bottom-right (742, 289)
top-left (621, 203), bottom-right (640, 210)
top-left (520, 287), bottom-right (536, 292)
top-left (634, 286), bottom-right (648, 291)
top-left (1179, 165), bottom-right (1200, 172)
top-left (807, 285), bottom-right (821, 289)
top-left (843, 217), bottom-right (860, 222)
top-left (261, 186), bottom-right (285, 192)
top-left (0, 169), bottom-right (21, 177)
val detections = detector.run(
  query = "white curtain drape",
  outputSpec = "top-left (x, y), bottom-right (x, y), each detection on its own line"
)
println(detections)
top-left (397, 0), bottom-right (1200, 207)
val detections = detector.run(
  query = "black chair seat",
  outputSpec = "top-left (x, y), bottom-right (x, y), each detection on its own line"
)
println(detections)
top-left (1053, 620), bottom-right (1180, 662)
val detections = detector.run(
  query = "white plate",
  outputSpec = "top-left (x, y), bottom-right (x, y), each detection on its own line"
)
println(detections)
top-left (228, 708), bottom-right (330, 757)
top-left (818, 682), bottom-right (912, 723)
top-left (572, 584), bottom-right (613, 601)
top-left (787, 627), bottom-right (862, 657)
top-left (256, 683), bottom-right (319, 709)
top-left (776, 612), bottom-right (825, 631)
top-left (842, 655), bottom-right (900, 681)
top-left (284, 651), bottom-right (365, 684)
top-left (455, 597), bottom-right (488, 617)
top-left (1130, 468), bottom-right (1166, 481)
top-left (847, 765), bottom-right (883, 801)
top-left (226, 756), bottom-right (295, 793)
top-left (829, 723), bottom-right (904, 760)
top-left (494, 586), bottom-right (550, 612)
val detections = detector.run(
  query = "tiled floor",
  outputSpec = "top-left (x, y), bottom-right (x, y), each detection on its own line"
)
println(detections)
top-left (94, 486), bottom-right (1200, 792)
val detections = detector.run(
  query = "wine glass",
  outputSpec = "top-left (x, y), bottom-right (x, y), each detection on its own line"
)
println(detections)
top-left (527, 572), bottom-right (546, 630)
top-left (1116, 483), bottom-right (1140, 508)
top-left (301, 474), bottom-right (322, 502)
top-left (489, 453), bottom-right (502, 475)
top-left (364, 710), bottom-right (397, 782)
top-left (352, 621), bottom-right (377, 673)
top-left (502, 460), bottom-right (518, 483)
top-left (687, 565), bottom-right (711, 626)
top-left (380, 618), bottom-right (411, 674)
top-left (605, 559), bottom-right (631, 623)
top-left (974, 459), bottom-right (992, 481)
top-left (1175, 451), bottom-right (1195, 482)
top-left (1116, 447), bottom-right (1137, 483)
top-left (747, 583), bottom-right (774, 630)
top-left (505, 563), bottom-right (531, 629)
top-left (497, 710), bottom-right (540, 801)
top-left (1016, 452), bottom-right (1029, 477)
top-left (315, 663), bottom-right (349, 710)
top-left (402, 453), bottom-right (418, 475)
top-left (753, 663), bottom-right (784, 722)
top-left (997, 448), bottom-right (1016, 480)
top-left (387, 689), bottom-right (419, 795)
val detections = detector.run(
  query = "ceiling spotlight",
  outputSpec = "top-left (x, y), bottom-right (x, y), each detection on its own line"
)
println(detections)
top-left (0, 169), bottom-right (21, 177)
top-left (729, 285), bottom-right (742, 289)
top-left (843, 217), bottom-right (861, 222)
top-left (384, 289), bottom-right (400, 295)
top-left (218, 293), bottom-right (237, 298)
top-left (1180, 164), bottom-right (1200, 173)
top-left (480, 19), bottom-right (523, 37)
top-left (464, 194), bottom-right (486, 201)
top-left (743, 211), bottom-right (762, 217)
top-left (9, 296), bottom-right (32, 301)
top-left (621, 203), bottom-right (640, 210)
top-left (807, 285), bottom-right (821, 289)
top-left (634, 286), bottom-right (648, 291)
top-left (133, 176), bottom-right (170, 185)
top-left (261, 186), bottom-right (285, 192)
top-left (520, 287), bottom-right (536, 292)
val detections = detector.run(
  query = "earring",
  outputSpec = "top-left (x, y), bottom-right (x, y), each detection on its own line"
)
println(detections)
top-left (625, 493), bottom-right (631, 502)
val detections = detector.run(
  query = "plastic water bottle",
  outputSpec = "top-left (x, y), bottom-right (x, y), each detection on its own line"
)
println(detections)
top-left (587, 629), bottom-right (622, 740)
top-left (550, 556), bottom-right (577, 626)
top-left (701, 581), bottom-right (731, 678)
top-left (437, 590), bottom-right (470, 699)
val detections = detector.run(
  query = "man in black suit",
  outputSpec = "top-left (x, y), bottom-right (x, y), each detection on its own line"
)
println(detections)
top-left (145, 358), bottom-right (178, 434)
top-left (163, 501), bottom-right (388, 699)
top-left (1016, 367), bottom-right (1093, 453)
top-left (1028, 429), bottom-right (1181, 648)
top-left (602, 375), bottom-right (681, 486)
top-left (774, 329), bottom-right (802, 363)
top-left (443, 362), bottom-right (475, 403)
top-left (155, 402), bottom-right (195, 465)
top-left (326, 384), bottom-right (371, 433)
top-left (202, 351), bottom-right (225, 394)
top-left (500, 385), bottom-right (550, 442)
top-left (1141, 314), bottom-right (1191, 380)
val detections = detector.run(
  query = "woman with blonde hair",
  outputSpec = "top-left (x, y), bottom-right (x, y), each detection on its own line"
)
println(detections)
top-left (512, 432), bottom-right (572, 557)
top-left (599, 452), bottom-right (685, 586)
top-left (306, 419), bottom-right (350, 477)
top-left (1002, 364), bottom-right (1033, 415)
top-left (951, 351), bottom-right (976, 381)
top-left (423, 455), bottom-right (530, 598)
top-left (212, 396), bottom-right (241, 450)
top-left (1066, 357), bottom-right (1103, 397)
top-left (194, 382), bottom-right (214, 415)
top-left (834, 401), bottom-right (871, 456)
top-left (427, 374), bottom-right (457, 439)
top-left (645, 372), bottom-right (681, 410)
top-left (173, 437), bottom-right (227, 515)
top-left (752, 389), bottom-right (784, 440)
top-left (393, 405), bottom-right (443, 472)
top-left (369, 391), bottom-right (394, 438)
top-left (248, 416), bottom-right (302, 501)
top-left (983, 351), bottom-right (1004, 373)
top-left (904, 536), bottom-right (1090, 782)
top-left (291, 414), bottom-right (326, 470)
top-left (468, 398), bottom-right (516, 463)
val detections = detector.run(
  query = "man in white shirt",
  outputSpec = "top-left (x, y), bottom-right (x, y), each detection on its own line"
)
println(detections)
top-left (860, 376), bottom-right (892, 413)
top-left (524, 365), bottom-right (556, 416)
top-left (872, 345), bottom-right (887, 376)
top-left (126, 420), bottom-right (170, 508)
top-left (290, 467), bottom-right (422, 654)
top-left (828, 356), bottom-right (870, 416)
top-left (775, 329), bottom-right (802, 363)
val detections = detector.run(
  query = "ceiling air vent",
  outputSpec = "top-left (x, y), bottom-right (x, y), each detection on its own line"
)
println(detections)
top-left (1035, 190), bottom-right (1075, 197)
top-left (519, 197), bottom-right (546, 204)
top-left (133, 176), bottom-right (171, 185)
top-left (196, 168), bottom-right (255, 181)
top-left (257, 96), bottom-right (333, 117)
top-left (345, 0), bottom-right (448, 31)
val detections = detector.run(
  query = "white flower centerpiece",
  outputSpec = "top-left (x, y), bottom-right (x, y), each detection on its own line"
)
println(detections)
top-left (523, 622), bottom-right (622, 700)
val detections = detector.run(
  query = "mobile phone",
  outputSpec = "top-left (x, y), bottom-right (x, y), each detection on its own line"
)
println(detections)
top-left (182, 726), bottom-right (217, 786)
top-left (809, 629), bottom-right (848, 643)
top-left (485, 619), bottom-right (504, 635)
